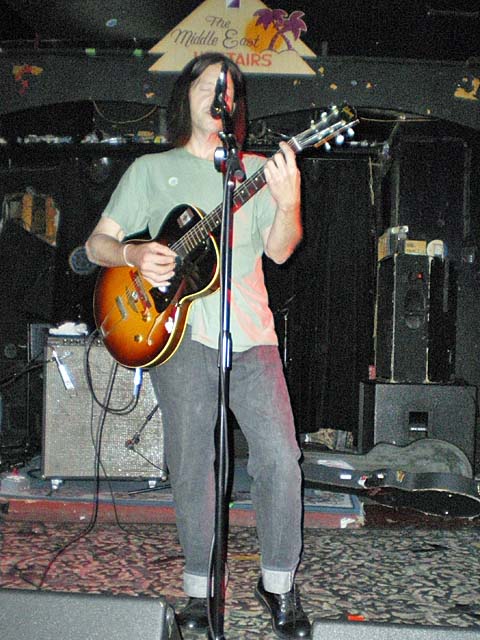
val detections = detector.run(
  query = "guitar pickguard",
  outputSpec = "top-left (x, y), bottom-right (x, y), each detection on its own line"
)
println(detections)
top-left (149, 241), bottom-right (216, 314)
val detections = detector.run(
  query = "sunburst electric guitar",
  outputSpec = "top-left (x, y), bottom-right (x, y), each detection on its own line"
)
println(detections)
top-left (93, 103), bottom-right (359, 368)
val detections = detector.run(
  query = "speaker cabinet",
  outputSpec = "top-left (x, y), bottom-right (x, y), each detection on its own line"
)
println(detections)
top-left (358, 381), bottom-right (477, 465)
top-left (0, 589), bottom-right (181, 640)
top-left (374, 254), bottom-right (455, 383)
top-left (0, 359), bottom-right (29, 443)
top-left (312, 618), bottom-right (478, 638)
top-left (0, 219), bottom-right (56, 322)
top-left (42, 337), bottom-right (166, 480)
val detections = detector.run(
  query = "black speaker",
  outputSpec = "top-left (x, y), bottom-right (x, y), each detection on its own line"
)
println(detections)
top-left (312, 618), bottom-right (478, 638)
top-left (42, 336), bottom-right (166, 480)
top-left (0, 589), bottom-right (182, 640)
top-left (0, 359), bottom-right (29, 443)
top-left (455, 265), bottom-right (480, 388)
top-left (358, 381), bottom-right (477, 465)
top-left (0, 219), bottom-right (56, 322)
top-left (374, 254), bottom-right (455, 383)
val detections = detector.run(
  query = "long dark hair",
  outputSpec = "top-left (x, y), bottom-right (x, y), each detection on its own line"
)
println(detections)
top-left (166, 52), bottom-right (247, 148)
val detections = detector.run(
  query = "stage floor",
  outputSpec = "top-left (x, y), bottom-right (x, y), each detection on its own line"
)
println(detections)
top-left (1, 448), bottom-right (480, 638)
top-left (0, 518), bottom-right (479, 639)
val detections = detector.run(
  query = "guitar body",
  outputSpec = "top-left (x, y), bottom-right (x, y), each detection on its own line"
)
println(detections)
top-left (94, 204), bottom-right (219, 368)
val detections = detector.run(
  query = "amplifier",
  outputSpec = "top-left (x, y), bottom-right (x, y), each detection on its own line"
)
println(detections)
top-left (42, 337), bottom-right (166, 480)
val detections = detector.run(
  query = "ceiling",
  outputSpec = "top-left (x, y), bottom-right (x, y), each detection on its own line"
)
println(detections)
top-left (0, 0), bottom-right (479, 61)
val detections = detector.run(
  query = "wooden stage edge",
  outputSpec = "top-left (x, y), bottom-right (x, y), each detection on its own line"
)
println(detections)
top-left (0, 496), bottom-right (364, 529)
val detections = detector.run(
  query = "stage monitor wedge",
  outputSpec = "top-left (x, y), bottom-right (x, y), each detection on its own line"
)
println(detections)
top-left (0, 589), bottom-right (182, 640)
top-left (312, 618), bottom-right (478, 638)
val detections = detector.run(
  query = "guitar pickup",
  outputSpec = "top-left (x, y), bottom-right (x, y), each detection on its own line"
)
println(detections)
top-left (98, 294), bottom-right (129, 340)
top-left (116, 295), bottom-right (128, 319)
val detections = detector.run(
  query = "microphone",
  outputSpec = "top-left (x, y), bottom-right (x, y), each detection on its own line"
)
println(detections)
top-left (210, 62), bottom-right (227, 119)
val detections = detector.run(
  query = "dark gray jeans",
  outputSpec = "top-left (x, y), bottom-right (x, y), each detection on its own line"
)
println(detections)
top-left (150, 329), bottom-right (302, 596)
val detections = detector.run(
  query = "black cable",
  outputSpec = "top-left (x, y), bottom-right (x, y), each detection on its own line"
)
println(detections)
top-left (83, 330), bottom-right (139, 415)
top-left (10, 329), bottom-right (177, 588)
top-left (32, 361), bottom-right (118, 589)
top-left (0, 359), bottom-right (47, 389)
top-left (9, 347), bottom-right (118, 589)
top-left (85, 340), bottom-right (174, 542)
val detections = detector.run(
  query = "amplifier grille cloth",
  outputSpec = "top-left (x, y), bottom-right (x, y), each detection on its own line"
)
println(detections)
top-left (42, 338), bottom-right (165, 479)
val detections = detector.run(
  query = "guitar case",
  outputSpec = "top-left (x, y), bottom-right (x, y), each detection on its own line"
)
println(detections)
top-left (302, 438), bottom-right (480, 518)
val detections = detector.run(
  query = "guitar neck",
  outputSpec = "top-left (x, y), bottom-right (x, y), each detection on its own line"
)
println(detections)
top-left (207, 164), bottom-right (268, 228)
top-left (170, 104), bottom-right (358, 256)
top-left (173, 140), bottom-right (295, 255)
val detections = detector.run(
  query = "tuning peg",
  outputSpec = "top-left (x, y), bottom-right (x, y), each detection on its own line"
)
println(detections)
top-left (347, 127), bottom-right (355, 138)
top-left (335, 134), bottom-right (345, 146)
top-left (324, 141), bottom-right (332, 152)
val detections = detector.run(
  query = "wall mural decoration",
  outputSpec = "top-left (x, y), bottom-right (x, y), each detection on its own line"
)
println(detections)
top-left (12, 63), bottom-right (43, 95)
top-left (455, 75), bottom-right (480, 102)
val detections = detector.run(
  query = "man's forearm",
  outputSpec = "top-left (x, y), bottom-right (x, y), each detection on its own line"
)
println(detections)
top-left (265, 204), bottom-right (303, 264)
top-left (85, 233), bottom-right (128, 267)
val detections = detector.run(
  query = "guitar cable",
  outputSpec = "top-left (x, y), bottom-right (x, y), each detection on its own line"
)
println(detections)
top-left (84, 330), bottom-right (139, 416)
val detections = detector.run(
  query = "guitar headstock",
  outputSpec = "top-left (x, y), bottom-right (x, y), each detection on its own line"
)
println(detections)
top-left (289, 103), bottom-right (359, 154)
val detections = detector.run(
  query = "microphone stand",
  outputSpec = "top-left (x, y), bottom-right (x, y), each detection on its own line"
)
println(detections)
top-left (208, 89), bottom-right (245, 640)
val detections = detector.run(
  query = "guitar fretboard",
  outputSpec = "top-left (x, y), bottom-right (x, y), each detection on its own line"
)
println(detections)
top-left (168, 103), bottom-right (357, 258)
top-left (171, 140), bottom-right (295, 256)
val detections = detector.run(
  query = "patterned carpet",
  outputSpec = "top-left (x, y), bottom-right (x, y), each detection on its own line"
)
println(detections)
top-left (1, 517), bottom-right (480, 638)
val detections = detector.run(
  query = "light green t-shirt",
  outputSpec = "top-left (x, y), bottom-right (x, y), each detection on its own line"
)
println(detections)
top-left (102, 147), bottom-right (278, 351)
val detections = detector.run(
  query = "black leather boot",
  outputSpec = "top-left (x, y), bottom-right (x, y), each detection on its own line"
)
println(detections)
top-left (176, 597), bottom-right (209, 632)
top-left (255, 578), bottom-right (311, 639)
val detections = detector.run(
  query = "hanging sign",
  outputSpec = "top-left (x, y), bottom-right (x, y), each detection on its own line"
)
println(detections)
top-left (149, 0), bottom-right (317, 74)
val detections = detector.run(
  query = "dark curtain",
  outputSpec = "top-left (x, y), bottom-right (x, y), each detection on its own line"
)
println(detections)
top-left (265, 155), bottom-right (378, 435)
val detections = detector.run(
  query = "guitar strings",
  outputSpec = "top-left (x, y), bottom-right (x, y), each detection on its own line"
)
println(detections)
top-left (167, 135), bottom-right (311, 257)
top-left (168, 165), bottom-right (268, 255)
top-left (135, 123), bottom-right (332, 264)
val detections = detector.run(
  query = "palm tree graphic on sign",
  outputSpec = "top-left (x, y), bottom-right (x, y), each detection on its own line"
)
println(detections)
top-left (253, 8), bottom-right (307, 51)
